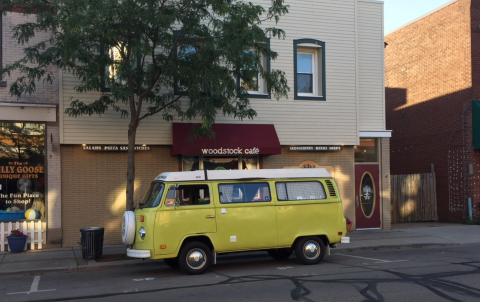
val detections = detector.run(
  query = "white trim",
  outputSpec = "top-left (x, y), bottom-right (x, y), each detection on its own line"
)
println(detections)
top-left (127, 248), bottom-right (151, 258)
top-left (360, 131), bottom-right (392, 138)
top-left (0, 103), bottom-right (56, 108)
top-left (0, 104), bottom-right (57, 122)
top-left (385, 0), bottom-right (458, 36)
top-left (296, 50), bottom-right (317, 96)
top-left (156, 168), bottom-right (332, 182)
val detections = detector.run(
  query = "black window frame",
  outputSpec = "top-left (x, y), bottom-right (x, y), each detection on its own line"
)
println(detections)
top-left (0, 15), bottom-right (7, 87)
top-left (236, 38), bottom-right (271, 99)
top-left (293, 39), bottom-right (326, 101)
top-left (100, 44), bottom-right (142, 93)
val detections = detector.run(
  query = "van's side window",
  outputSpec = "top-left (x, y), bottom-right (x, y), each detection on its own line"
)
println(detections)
top-left (165, 184), bottom-right (211, 206)
top-left (218, 183), bottom-right (270, 204)
top-left (276, 181), bottom-right (327, 201)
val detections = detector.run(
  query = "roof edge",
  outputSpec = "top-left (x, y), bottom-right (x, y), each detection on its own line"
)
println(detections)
top-left (385, 0), bottom-right (459, 36)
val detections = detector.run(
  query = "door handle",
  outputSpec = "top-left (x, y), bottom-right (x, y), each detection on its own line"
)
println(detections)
top-left (355, 195), bottom-right (359, 208)
top-left (205, 216), bottom-right (215, 219)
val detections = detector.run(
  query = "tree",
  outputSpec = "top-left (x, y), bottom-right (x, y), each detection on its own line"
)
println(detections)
top-left (0, 0), bottom-right (289, 211)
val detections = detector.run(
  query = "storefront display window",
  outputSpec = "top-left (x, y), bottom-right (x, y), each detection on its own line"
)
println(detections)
top-left (182, 155), bottom-right (258, 171)
top-left (354, 139), bottom-right (378, 163)
top-left (0, 123), bottom-right (45, 220)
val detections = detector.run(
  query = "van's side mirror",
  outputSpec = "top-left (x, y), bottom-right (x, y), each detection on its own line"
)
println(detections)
top-left (174, 198), bottom-right (180, 209)
top-left (175, 183), bottom-right (180, 189)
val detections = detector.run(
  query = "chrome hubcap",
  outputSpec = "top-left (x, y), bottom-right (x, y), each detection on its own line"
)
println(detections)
top-left (186, 249), bottom-right (206, 269)
top-left (303, 240), bottom-right (320, 260)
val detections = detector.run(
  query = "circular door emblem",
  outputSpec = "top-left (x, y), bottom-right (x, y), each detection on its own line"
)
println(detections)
top-left (360, 173), bottom-right (375, 218)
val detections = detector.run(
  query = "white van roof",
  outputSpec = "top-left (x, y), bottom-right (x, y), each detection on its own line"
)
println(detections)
top-left (154, 168), bottom-right (331, 182)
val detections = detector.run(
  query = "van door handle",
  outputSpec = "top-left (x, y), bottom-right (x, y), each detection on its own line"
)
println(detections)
top-left (355, 195), bottom-right (359, 207)
top-left (206, 216), bottom-right (215, 219)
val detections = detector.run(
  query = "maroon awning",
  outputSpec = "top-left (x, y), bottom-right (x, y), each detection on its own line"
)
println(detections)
top-left (171, 123), bottom-right (281, 156)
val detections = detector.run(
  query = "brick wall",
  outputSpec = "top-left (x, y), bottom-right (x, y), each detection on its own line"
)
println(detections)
top-left (385, 0), bottom-right (473, 222)
top-left (61, 146), bottom-right (178, 247)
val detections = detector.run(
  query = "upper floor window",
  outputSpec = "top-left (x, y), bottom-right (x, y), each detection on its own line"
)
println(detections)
top-left (237, 39), bottom-right (271, 99)
top-left (101, 45), bottom-right (140, 92)
top-left (294, 39), bottom-right (325, 101)
top-left (0, 15), bottom-right (6, 87)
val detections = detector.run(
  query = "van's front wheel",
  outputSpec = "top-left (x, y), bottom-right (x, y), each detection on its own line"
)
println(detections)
top-left (178, 242), bottom-right (212, 275)
top-left (295, 237), bottom-right (325, 265)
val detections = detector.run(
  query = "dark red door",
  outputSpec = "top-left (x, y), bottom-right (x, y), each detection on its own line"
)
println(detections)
top-left (355, 164), bottom-right (381, 229)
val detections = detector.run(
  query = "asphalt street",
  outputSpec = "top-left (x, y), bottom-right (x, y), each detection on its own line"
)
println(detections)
top-left (1, 243), bottom-right (480, 302)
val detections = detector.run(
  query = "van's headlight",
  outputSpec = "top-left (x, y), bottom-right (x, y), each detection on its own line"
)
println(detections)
top-left (138, 227), bottom-right (146, 240)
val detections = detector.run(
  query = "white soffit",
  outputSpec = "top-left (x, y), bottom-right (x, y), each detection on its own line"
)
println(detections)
top-left (360, 130), bottom-right (392, 138)
top-left (0, 103), bottom-right (57, 122)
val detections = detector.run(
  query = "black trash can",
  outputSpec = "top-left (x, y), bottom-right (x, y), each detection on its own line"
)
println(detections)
top-left (80, 227), bottom-right (104, 259)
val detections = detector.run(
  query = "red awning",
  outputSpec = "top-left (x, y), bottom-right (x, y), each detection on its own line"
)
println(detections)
top-left (171, 123), bottom-right (281, 156)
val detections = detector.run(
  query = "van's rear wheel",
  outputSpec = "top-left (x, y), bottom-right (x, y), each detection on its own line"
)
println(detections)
top-left (268, 248), bottom-right (293, 260)
top-left (163, 257), bottom-right (180, 269)
top-left (295, 237), bottom-right (325, 265)
top-left (178, 242), bottom-right (212, 275)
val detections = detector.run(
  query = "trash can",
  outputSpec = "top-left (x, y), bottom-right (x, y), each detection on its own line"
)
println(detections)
top-left (80, 227), bottom-right (104, 259)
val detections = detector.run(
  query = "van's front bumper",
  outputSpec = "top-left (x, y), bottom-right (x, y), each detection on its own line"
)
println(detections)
top-left (127, 248), bottom-right (151, 258)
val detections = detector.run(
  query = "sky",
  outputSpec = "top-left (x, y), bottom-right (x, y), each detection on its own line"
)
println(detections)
top-left (384, 0), bottom-right (454, 34)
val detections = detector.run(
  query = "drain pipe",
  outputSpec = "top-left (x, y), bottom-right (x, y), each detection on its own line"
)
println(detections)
top-left (468, 197), bottom-right (473, 220)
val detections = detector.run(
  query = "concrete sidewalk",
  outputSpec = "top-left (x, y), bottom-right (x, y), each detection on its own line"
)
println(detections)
top-left (1, 223), bottom-right (479, 276)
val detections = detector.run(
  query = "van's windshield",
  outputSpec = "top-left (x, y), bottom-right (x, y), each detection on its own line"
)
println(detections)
top-left (139, 182), bottom-right (165, 208)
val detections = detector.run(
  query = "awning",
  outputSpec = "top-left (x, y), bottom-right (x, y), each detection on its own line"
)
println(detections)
top-left (171, 123), bottom-right (281, 156)
top-left (473, 100), bottom-right (480, 148)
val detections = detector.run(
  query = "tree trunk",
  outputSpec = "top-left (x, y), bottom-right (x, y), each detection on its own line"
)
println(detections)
top-left (126, 124), bottom-right (137, 211)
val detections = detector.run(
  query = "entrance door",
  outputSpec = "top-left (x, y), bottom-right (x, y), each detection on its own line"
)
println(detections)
top-left (355, 165), bottom-right (381, 229)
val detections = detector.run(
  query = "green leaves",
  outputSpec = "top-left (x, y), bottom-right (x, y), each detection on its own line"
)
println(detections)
top-left (1, 0), bottom-right (290, 131)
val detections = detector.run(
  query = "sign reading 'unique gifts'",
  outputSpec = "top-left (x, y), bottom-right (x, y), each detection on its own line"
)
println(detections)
top-left (0, 162), bottom-right (44, 179)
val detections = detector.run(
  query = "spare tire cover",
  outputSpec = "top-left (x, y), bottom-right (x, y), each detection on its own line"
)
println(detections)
top-left (122, 211), bottom-right (136, 244)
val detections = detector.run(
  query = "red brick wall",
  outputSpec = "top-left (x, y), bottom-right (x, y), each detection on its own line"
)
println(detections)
top-left (385, 0), bottom-right (473, 222)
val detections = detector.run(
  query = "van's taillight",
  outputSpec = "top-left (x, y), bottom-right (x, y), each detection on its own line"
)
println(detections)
top-left (140, 216), bottom-right (144, 222)
top-left (338, 232), bottom-right (343, 236)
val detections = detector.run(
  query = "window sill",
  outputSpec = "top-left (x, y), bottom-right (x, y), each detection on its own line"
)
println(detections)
top-left (294, 94), bottom-right (325, 101)
top-left (244, 93), bottom-right (270, 99)
top-left (0, 81), bottom-right (6, 87)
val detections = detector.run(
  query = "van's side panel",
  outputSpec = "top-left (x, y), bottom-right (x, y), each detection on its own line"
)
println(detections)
top-left (213, 182), bottom-right (277, 252)
top-left (274, 180), bottom-right (346, 246)
top-left (153, 183), bottom-right (217, 256)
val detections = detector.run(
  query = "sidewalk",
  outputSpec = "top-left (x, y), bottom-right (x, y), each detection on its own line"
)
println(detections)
top-left (1, 223), bottom-right (479, 276)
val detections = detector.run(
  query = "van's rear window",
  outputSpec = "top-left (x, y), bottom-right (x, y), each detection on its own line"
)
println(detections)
top-left (276, 181), bottom-right (327, 201)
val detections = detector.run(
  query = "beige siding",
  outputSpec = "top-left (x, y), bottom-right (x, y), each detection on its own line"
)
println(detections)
top-left (61, 0), bottom-right (366, 145)
top-left (357, 0), bottom-right (385, 131)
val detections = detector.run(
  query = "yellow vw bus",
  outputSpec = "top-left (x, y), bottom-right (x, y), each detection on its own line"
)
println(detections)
top-left (122, 169), bottom-right (349, 274)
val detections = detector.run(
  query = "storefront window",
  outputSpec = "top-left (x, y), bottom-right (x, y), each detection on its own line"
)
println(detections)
top-left (182, 155), bottom-right (258, 171)
top-left (354, 138), bottom-right (378, 163)
top-left (0, 123), bottom-right (45, 220)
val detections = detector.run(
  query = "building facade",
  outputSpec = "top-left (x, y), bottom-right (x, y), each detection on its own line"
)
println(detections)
top-left (2, 0), bottom-right (390, 247)
top-left (385, 0), bottom-right (480, 222)
top-left (0, 11), bottom-right (61, 244)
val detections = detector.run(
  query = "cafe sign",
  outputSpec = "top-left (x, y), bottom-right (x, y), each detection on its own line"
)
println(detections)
top-left (289, 146), bottom-right (343, 152)
top-left (82, 145), bottom-right (151, 151)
